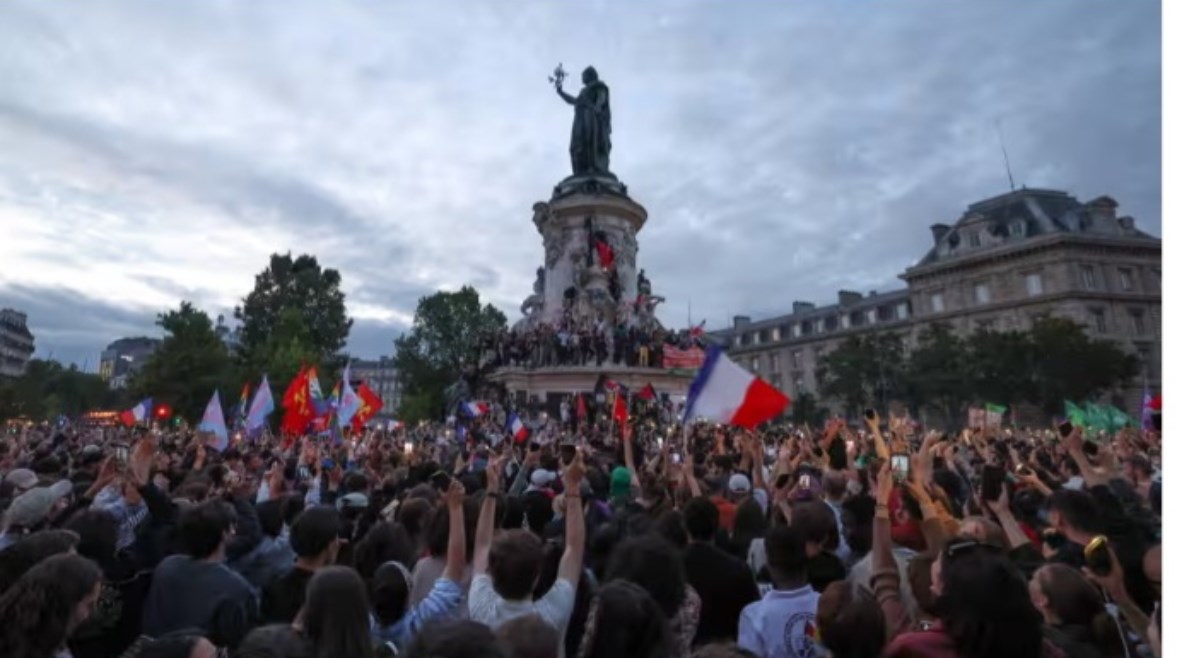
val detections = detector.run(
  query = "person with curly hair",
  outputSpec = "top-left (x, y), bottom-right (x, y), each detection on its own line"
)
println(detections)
top-left (0, 553), bottom-right (104, 658)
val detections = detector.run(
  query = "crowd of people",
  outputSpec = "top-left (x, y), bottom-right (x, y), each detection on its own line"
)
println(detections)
top-left (484, 321), bottom-right (704, 370)
top-left (0, 408), bottom-right (1163, 658)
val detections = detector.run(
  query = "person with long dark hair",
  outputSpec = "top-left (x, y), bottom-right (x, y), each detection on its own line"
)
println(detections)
top-left (297, 566), bottom-right (373, 658)
top-left (0, 553), bottom-right (104, 658)
top-left (874, 462), bottom-right (1059, 658)
top-left (606, 535), bottom-right (699, 658)
top-left (576, 580), bottom-right (672, 658)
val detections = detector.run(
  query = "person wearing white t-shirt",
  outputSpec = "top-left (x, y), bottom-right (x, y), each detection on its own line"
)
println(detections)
top-left (468, 450), bottom-right (586, 658)
top-left (738, 525), bottom-right (821, 658)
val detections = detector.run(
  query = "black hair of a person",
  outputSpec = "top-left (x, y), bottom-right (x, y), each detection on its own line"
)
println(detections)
top-left (403, 619), bottom-right (506, 658)
top-left (354, 521), bottom-right (415, 580)
top-left (301, 566), bottom-right (373, 658)
top-left (0, 553), bottom-right (102, 658)
top-left (606, 534), bottom-right (687, 619)
top-left (577, 579), bottom-right (672, 658)
top-left (0, 528), bottom-right (80, 593)
top-left (176, 500), bottom-right (236, 559)
top-left (936, 542), bottom-right (1044, 658)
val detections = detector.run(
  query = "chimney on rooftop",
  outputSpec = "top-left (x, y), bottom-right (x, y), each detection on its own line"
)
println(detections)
top-left (837, 290), bottom-right (863, 307)
top-left (931, 223), bottom-right (951, 243)
top-left (792, 301), bottom-right (816, 314)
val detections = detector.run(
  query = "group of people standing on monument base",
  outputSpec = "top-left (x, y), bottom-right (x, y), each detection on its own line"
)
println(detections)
top-left (486, 320), bottom-right (703, 371)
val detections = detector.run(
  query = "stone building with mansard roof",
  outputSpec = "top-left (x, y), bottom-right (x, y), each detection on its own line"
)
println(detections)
top-left (709, 188), bottom-right (1161, 421)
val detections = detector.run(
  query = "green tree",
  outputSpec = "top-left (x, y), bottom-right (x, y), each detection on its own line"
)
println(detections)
top-left (818, 333), bottom-right (905, 417)
top-left (393, 286), bottom-right (507, 421)
top-left (0, 360), bottom-right (128, 421)
top-left (906, 323), bottom-right (973, 423)
top-left (1027, 316), bottom-right (1139, 415)
top-left (967, 328), bottom-right (1037, 408)
top-left (132, 301), bottom-right (234, 421)
top-left (236, 253), bottom-right (353, 373)
top-left (788, 390), bottom-right (827, 426)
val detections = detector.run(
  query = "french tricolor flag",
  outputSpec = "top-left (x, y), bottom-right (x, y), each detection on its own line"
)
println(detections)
top-left (506, 413), bottom-right (529, 443)
top-left (120, 398), bottom-right (153, 427)
top-left (462, 401), bottom-right (490, 418)
top-left (684, 346), bottom-right (790, 429)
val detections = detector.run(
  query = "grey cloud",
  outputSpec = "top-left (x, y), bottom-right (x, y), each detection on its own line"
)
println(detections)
top-left (0, 0), bottom-right (1159, 347)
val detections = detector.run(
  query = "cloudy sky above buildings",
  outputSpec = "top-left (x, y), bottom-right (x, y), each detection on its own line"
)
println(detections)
top-left (0, 1), bottom-right (1160, 368)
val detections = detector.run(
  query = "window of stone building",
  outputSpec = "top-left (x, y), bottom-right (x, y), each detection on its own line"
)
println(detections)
top-left (974, 282), bottom-right (991, 305)
top-left (792, 350), bottom-right (803, 369)
top-left (867, 308), bottom-right (878, 324)
top-left (1025, 272), bottom-right (1044, 296)
top-left (769, 353), bottom-right (779, 373)
top-left (1010, 221), bottom-right (1026, 237)
top-left (771, 327), bottom-right (781, 341)
top-left (759, 329), bottom-right (771, 344)
top-left (1130, 310), bottom-right (1146, 336)
top-left (751, 357), bottom-right (760, 372)
top-left (1080, 265), bottom-right (1098, 291)
top-left (967, 232), bottom-right (981, 248)
top-left (841, 315), bottom-right (851, 329)
top-left (824, 316), bottom-right (838, 332)
top-left (1089, 308), bottom-right (1107, 334)
top-left (930, 292), bottom-right (945, 313)
top-left (1118, 268), bottom-right (1135, 291)
top-left (801, 321), bottom-right (812, 336)
top-left (793, 323), bottom-right (802, 338)
top-left (896, 303), bottom-right (909, 319)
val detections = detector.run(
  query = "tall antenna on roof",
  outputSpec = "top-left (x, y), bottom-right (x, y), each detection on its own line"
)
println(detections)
top-left (994, 119), bottom-right (1016, 192)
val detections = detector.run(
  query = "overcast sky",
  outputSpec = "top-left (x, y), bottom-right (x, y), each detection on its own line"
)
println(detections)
top-left (0, 1), bottom-right (1160, 369)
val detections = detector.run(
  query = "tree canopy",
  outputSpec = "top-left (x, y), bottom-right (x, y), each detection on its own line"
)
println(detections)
top-left (393, 286), bottom-right (507, 422)
top-left (235, 253), bottom-right (352, 372)
top-left (0, 360), bottom-right (129, 421)
top-left (817, 316), bottom-right (1139, 420)
top-left (132, 301), bottom-right (235, 421)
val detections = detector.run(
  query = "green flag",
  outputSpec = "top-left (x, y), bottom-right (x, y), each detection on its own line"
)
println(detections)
top-left (1064, 400), bottom-right (1087, 427)
top-left (985, 403), bottom-right (1008, 415)
top-left (1084, 403), bottom-right (1113, 435)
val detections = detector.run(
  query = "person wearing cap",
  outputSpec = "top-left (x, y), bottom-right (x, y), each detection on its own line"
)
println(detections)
top-left (0, 480), bottom-right (74, 550)
top-left (4, 468), bottom-right (39, 495)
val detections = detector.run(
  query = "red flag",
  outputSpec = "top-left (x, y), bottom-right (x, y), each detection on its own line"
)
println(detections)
top-left (281, 367), bottom-right (312, 434)
top-left (689, 320), bottom-right (707, 339)
top-left (637, 383), bottom-right (656, 401)
top-left (350, 382), bottom-right (384, 431)
top-left (595, 240), bottom-right (615, 269)
top-left (576, 393), bottom-right (587, 420)
top-left (613, 393), bottom-right (628, 426)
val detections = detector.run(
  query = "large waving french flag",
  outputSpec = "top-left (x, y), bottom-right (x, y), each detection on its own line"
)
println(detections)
top-left (120, 398), bottom-right (153, 427)
top-left (684, 346), bottom-right (790, 428)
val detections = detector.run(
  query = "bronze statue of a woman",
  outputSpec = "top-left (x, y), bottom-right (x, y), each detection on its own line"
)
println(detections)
top-left (554, 65), bottom-right (612, 176)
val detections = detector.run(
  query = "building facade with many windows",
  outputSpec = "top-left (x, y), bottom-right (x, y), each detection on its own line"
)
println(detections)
top-left (710, 188), bottom-right (1161, 417)
top-left (0, 309), bottom-right (35, 378)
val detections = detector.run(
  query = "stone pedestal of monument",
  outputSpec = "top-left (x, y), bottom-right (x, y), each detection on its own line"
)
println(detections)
top-left (489, 175), bottom-right (692, 410)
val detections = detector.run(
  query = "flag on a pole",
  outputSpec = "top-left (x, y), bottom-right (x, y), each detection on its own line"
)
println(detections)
top-left (613, 392), bottom-right (629, 426)
top-left (506, 413), bottom-right (529, 443)
top-left (576, 393), bottom-right (587, 420)
top-left (245, 376), bottom-right (274, 436)
top-left (462, 401), bottom-right (490, 418)
top-left (281, 367), bottom-right (312, 435)
top-left (684, 346), bottom-right (791, 429)
top-left (637, 383), bottom-right (657, 401)
top-left (337, 362), bottom-right (362, 428)
top-left (120, 398), bottom-right (153, 427)
top-left (199, 390), bottom-right (229, 452)
top-left (350, 382), bottom-right (384, 431)
top-left (308, 366), bottom-right (330, 417)
top-left (233, 383), bottom-right (251, 429)
top-left (1064, 400), bottom-right (1087, 428)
